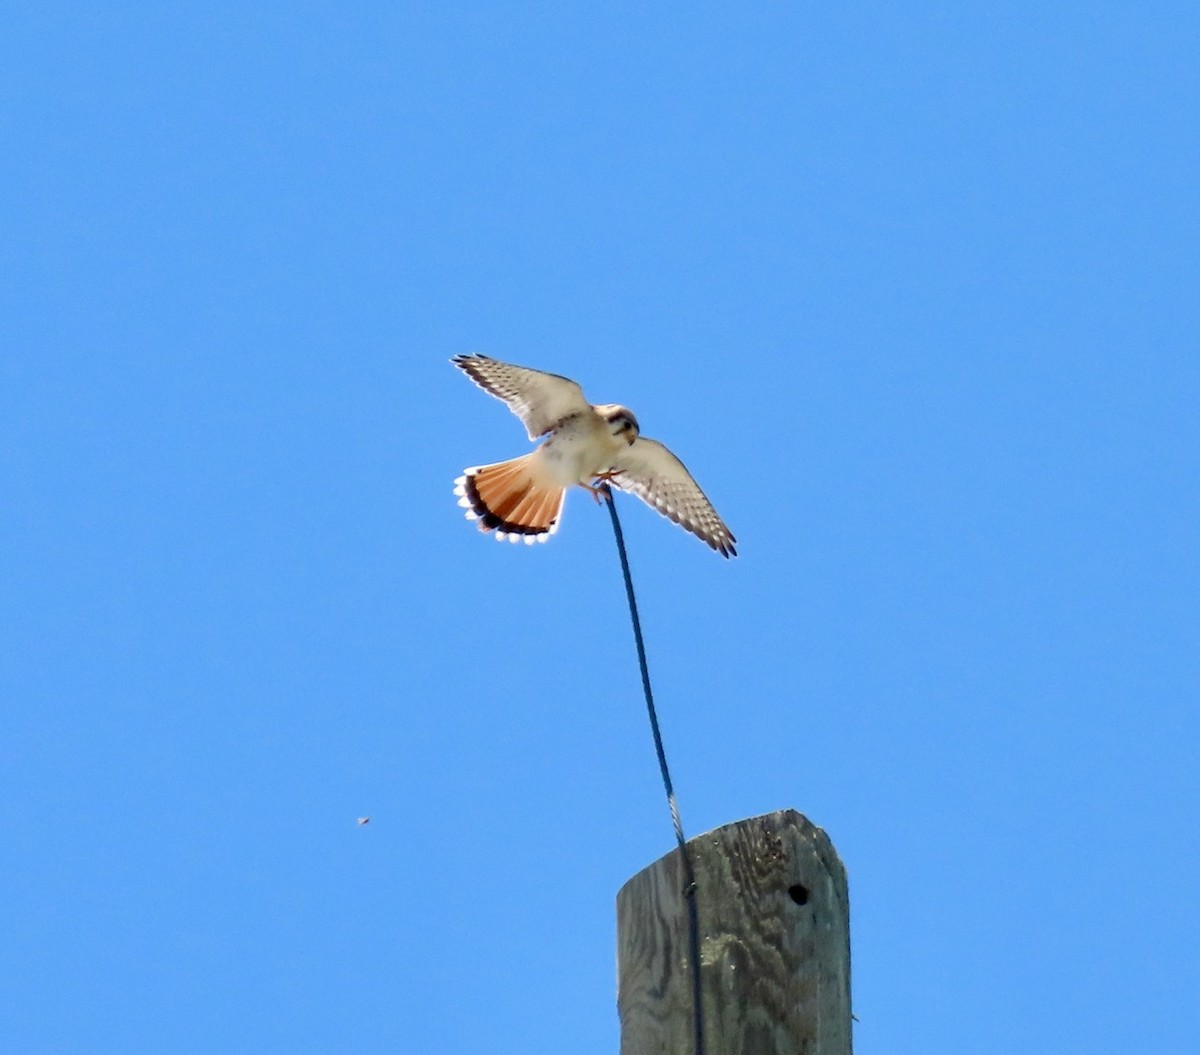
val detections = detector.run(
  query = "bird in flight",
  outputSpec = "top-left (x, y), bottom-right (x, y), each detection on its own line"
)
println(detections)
top-left (452, 354), bottom-right (736, 557)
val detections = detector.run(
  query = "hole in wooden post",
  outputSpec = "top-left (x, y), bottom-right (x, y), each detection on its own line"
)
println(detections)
top-left (788, 883), bottom-right (809, 905)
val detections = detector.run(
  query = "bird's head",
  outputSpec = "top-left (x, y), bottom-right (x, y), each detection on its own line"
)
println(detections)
top-left (599, 404), bottom-right (640, 445)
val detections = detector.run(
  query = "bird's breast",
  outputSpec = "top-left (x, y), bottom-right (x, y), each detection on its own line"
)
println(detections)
top-left (537, 414), bottom-right (618, 485)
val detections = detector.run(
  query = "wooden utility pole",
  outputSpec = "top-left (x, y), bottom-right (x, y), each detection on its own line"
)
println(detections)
top-left (617, 809), bottom-right (852, 1055)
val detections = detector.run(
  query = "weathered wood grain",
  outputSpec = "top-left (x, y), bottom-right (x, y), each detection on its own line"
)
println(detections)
top-left (617, 810), bottom-right (851, 1055)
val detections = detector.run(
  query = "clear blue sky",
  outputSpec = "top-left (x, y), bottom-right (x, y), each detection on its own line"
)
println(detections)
top-left (3, 4), bottom-right (1197, 1052)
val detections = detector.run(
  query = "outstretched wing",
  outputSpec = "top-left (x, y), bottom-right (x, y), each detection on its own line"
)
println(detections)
top-left (607, 437), bottom-right (737, 558)
top-left (452, 354), bottom-right (591, 439)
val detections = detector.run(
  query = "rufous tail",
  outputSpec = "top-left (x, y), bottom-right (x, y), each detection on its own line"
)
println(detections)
top-left (453, 453), bottom-right (565, 544)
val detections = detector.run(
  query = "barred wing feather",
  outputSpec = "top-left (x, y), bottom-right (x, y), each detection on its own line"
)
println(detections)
top-left (608, 438), bottom-right (736, 557)
top-left (451, 354), bottom-right (590, 439)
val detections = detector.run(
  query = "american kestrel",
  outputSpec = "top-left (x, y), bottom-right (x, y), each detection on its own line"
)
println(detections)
top-left (451, 354), bottom-right (736, 557)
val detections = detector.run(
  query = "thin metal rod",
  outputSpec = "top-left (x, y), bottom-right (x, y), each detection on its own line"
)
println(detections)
top-left (601, 484), bottom-right (705, 1055)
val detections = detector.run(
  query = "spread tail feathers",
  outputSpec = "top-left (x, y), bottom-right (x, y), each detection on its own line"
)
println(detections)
top-left (454, 454), bottom-right (565, 544)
